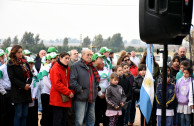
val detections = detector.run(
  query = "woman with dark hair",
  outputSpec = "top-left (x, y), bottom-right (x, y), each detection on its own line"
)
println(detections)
top-left (139, 52), bottom-right (160, 80)
top-left (7, 45), bottom-right (33, 126)
top-left (50, 52), bottom-right (74, 126)
top-left (121, 55), bottom-right (138, 77)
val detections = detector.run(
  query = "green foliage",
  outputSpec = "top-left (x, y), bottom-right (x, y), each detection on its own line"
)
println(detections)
top-left (63, 37), bottom-right (68, 47)
top-left (92, 34), bottom-right (103, 47)
top-left (12, 36), bottom-right (19, 45)
top-left (125, 46), bottom-right (136, 52)
top-left (82, 36), bottom-right (91, 47)
top-left (2, 37), bottom-right (11, 50)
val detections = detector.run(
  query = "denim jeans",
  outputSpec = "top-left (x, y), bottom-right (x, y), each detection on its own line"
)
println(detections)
top-left (14, 103), bottom-right (29, 126)
top-left (180, 113), bottom-right (191, 126)
top-left (74, 101), bottom-right (95, 126)
top-left (158, 116), bottom-right (173, 126)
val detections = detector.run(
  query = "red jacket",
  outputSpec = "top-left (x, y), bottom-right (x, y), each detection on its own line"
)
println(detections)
top-left (49, 62), bottom-right (73, 107)
top-left (130, 65), bottom-right (138, 77)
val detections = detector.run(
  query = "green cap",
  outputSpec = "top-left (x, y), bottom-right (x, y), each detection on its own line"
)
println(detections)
top-left (99, 47), bottom-right (111, 54)
top-left (23, 49), bottom-right (31, 55)
top-left (49, 52), bottom-right (58, 59)
top-left (47, 47), bottom-right (58, 53)
top-left (0, 49), bottom-right (5, 57)
top-left (92, 53), bottom-right (104, 61)
top-left (5, 47), bottom-right (12, 54)
top-left (45, 54), bottom-right (51, 60)
top-left (27, 56), bottom-right (35, 63)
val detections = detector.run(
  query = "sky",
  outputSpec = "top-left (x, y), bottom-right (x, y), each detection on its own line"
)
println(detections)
top-left (0, 0), bottom-right (139, 41)
top-left (0, 0), bottom-right (193, 42)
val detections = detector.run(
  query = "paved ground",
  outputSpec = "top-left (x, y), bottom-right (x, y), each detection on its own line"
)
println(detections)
top-left (38, 107), bottom-right (141, 126)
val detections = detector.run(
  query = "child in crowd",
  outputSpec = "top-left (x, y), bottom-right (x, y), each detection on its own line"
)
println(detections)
top-left (122, 63), bottom-right (136, 125)
top-left (156, 74), bottom-right (175, 126)
top-left (132, 64), bottom-right (146, 126)
top-left (170, 56), bottom-right (180, 77)
top-left (176, 67), bottom-right (193, 126)
top-left (105, 72), bottom-right (126, 126)
top-left (26, 57), bottom-right (39, 126)
top-left (114, 65), bottom-right (133, 126)
top-left (176, 60), bottom-right (191, 81)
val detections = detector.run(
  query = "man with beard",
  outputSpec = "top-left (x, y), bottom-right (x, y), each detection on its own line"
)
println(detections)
top-left (68, 49), bottom-right (79, 67)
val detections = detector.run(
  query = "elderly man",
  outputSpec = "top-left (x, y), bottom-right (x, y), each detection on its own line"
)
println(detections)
top-left (130, 51), bottom-right (140, 66)
top-left (68, 49), bottom-right (79, 67)
top-left (70, 48), bottom-right (99, 126)
top-left (178, 46), bottom-right (190, 63)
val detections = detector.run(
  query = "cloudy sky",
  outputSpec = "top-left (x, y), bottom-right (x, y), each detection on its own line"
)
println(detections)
top-left (0, 0), bottom-right (193, 42)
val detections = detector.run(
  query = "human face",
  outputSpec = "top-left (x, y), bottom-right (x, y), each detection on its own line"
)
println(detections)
top-left (172, 59), bottom-right (180, 67)
top-left (15, 48), bottom-right (23, 59)
top-left (103, 52), bottom-right (110, 58)
top-left (95, 57), bottom-right (103, 64)
top-left (51, 56), bottom-right (58, 63)
top-left (193, 65), bottom-right (194, 72)
top-left (123, 57), bottom-right (131, 65)
top-left (109, 53), bottom-right (114, 58)
top-left (180, 65), bottom-right (185, 72)
top-left (116, 67), bottom-right (123, 76)
top-left (167, 68), bottom-right (171, 75)
top-left (0, 55), bottom-right (5, 64)
top-left (123, 65), bottom-right (130, 74)
top-left (140, 69), bottom-right (146, 77)
top-left (178, 47), bottom-right (186, 58)
top-left (183, 70), bottom-right (190, 78)
top-left (70, 50), bottom-right (78, 62)
top-left (39, 50), bottom-right (46, 59)
top-left (82, 50), bottom-right (92, 63)
top-left (111, 78), bottom-right (119, 85)
top-left (131, 51), bottom-right (136, 57)
top-left (29, 62), bottom-right (34, 70)
top-left (60, 55), bottom-right (70, 65)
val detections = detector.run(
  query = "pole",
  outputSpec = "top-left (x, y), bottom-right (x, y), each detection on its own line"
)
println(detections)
top-left (161, 44), bottom-right (168, 126)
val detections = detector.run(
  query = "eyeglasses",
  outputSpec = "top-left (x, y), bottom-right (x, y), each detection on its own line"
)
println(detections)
top-left (124, 59), bottom-right (130, 62)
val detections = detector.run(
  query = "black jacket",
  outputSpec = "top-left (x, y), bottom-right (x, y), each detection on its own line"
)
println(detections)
top-left (7, 60), bottom-right (33, 103)
top-left (118, 74), bottom-right (134, 101)
top-left (132, 75), bottom-right (144, 100)
top-left (105, 84), bottom-right (126, 110)
top-left (69, 60), bottom-right (99, 102)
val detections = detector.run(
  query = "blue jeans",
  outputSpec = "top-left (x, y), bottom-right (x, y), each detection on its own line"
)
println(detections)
top-left (158, 116), bottom-right (173, 126)
top-left (14, 103), bottom-right (29, 126)
top-left (180, 113), bottom-right (191, 126)
top-left (124, 100), bottom-right (136, 124)
top-left (74, 101), bottom-right (95, 126)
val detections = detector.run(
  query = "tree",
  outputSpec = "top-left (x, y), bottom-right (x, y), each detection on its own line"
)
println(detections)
top-left (93, 34), bottom-right (103, 46)
top-left (63, 37), bottom-right (68, 47)
top-left (82, 36), bottom-right (91, 47)
top-left (35, 34), bottom-right (40, 44)
top-left (1, 37), bottom-right (11, 50)
top-left (109, 33), bottom-right (124, 49)
top-left (12, 36), bottom-right (19, 45)
top-left (20, 32), bottom-right (35, 48)
top-left (125, 46), bottom-right (136, 52)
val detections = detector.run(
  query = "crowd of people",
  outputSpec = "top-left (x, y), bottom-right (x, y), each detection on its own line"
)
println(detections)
top-left (0, 45), bottom-right (194, 126)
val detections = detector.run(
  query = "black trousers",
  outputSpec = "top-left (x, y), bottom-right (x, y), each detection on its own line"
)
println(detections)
top-left (40, 94), bottom-right (53, 126)
top-left (53, 106), bottom-right (68, 126)
top-left (66, 101), bottom-right (75, 126)
top-left (27, 99), bottom-right (38, 126)
top-left (95, 96), bottom-right (109, 126)
top-left (0, 91), bottom-right (14, 126)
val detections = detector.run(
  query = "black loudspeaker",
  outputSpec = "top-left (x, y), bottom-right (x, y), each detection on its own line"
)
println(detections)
top-left (139, 0), bottom-right (193, 45)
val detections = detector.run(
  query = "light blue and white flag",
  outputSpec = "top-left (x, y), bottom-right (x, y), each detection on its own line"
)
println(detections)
top-left (140, 44), bottom-right (154, 123)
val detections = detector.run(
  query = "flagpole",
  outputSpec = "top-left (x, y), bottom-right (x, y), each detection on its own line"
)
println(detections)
top-left (161, 44), bottom-right (168, 126)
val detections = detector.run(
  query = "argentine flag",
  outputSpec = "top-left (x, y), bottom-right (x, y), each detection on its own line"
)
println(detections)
top-left (140, 44), bottom-right (154, 124)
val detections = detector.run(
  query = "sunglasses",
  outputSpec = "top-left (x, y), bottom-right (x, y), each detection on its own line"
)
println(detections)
top-left (124, 59), bottom-right (130, 62)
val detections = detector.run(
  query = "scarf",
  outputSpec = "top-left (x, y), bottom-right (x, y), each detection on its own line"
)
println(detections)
top-left (103, 57), bottom-right (113, 69)
top-left (18, 58), bottom-right (31, 79)
top-left (171, 65), bottom-right (179, 70)
top-left (82, 59), bottom-right (100, 83)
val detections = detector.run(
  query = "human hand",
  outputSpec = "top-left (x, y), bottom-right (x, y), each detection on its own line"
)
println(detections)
top-left (24, 84), bottom-right (30, 91)
top-left (99, 94), bottom-right (105, 99)
top-left (32, 98), bottom-right (34, 101)
top-left (115, 106), bottom-right (119, 109)
top-left (166, 104), bottom-right (168, 108)
top-left (69, 92), bottom-right (74, 98)
top-left (190, 105), bottom-right (194, 109)
top-left (120, 102), bottom-right (124, 107)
